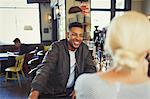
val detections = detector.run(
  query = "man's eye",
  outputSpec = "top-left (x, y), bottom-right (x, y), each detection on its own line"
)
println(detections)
top-left (72, 33), bottom-right (77, 36)
top-left (79, 34), bottom-right (83, 37)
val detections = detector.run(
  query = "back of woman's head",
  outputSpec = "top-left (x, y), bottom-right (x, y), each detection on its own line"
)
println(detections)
top-left (105, 11), bottom-right (150, 69)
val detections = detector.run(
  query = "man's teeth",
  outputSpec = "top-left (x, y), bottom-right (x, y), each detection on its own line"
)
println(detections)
top-left (74, 42), bottom-right (79, 44)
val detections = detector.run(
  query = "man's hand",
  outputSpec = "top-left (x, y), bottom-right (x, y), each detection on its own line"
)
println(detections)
top-left (28, 90), bottom-right (39, 99)
top-left (70, 90), bottom-right (76, 99)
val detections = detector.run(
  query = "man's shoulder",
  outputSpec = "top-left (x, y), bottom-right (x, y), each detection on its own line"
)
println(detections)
top-left (51, 39), bottom-right (67, 46)
top-left (50, 39), bottom-right (67, 50)
top-left (81, 42), bottom-right (88, 47)
top-left (80, 42), bottom-right (89, 51)
top-left (52, 39), bottom-right (66, 44)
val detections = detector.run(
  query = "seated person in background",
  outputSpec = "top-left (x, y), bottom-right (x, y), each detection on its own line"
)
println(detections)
top-left (3, 38), bottom-right (31, 72)
top-left (13, 38), bottom-right (30, 55)
top-left (75, 11), bottom-right (150, 99)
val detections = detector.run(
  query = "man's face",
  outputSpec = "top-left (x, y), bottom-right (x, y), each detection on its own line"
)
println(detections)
top-left (15, 42), bottom-right (21, 48)
top-left (67, 27), bottom-right (84, 51)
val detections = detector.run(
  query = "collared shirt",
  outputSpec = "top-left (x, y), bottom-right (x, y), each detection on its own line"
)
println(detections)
top-left (66, 50), bottom-right (76, 88)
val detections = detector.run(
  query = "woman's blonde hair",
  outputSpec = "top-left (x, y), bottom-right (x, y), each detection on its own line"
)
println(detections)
top-left (105, 11), bottom-right (150, 69)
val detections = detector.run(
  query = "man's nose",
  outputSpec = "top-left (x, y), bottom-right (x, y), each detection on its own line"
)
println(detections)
top-left (75, 35), bottom-right (82, 40)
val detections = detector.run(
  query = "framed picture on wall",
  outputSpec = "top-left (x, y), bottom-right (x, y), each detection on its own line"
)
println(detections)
top-left (68, 17), bottom-right (77, 23)
top-left (68, 14), bottom-right (84, 23)
top-left (76, 14), bottom-right (84, 23)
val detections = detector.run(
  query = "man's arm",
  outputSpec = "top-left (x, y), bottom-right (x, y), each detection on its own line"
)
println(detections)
top-left (28, 90), bottom-right (39, 99)
top-left (19, 44), bottom-right (30, 55)
top-left (29, 43), bottom-right (59, 95)
top-left (84, 49), bottom-right (97, 73)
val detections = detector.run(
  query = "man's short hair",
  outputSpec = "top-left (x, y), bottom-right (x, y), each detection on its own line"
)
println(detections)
top-left (69, 22), bottom-right (83, 30)
top-left (13, 38), bottom-right (20, 43)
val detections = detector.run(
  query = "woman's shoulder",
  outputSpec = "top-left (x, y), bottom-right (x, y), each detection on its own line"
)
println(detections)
top-left (76, 72), bottom-right (117, 86)
top-left (76, 73), bottom-right (98, 83)
top-left (75, 74), bottom-right (99, 93)
top-left (75, 73), bottom-right (118, 99)
top-left (75, 73), bottom-right (98, 88)
top-left (118, 80), bottom-right (150, 99)
top-left (75, 73), bottom-right (113, 90)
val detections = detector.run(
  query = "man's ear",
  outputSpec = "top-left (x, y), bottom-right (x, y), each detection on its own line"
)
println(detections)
top-left (66, 32), bottom-right (69, 39)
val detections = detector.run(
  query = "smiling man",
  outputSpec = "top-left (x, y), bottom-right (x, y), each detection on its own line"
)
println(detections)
top-left (28, 22), bottom-right (96, 99)
top-left (67, 23), bottom-right (84, 51)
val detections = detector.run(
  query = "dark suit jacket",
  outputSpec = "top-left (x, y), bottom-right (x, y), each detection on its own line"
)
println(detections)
top-left (19, 44), bottom-right (30, 55)
top-left (31, 39), bottom-right (96, 98)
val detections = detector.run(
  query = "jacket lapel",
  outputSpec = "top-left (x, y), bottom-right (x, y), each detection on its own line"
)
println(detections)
top-left (62, 39), bottom-right (70, 79)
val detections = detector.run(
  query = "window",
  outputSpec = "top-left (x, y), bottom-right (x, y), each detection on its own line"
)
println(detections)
top-left (116, 0), bottom-right (125, 9)
top-left (0, 0), bottom-right (40, 45)
top-left (115, 11), bottom-right (124, 17)
top-left (91, 0), bottom-right (110, 9)
top-left (91, 11), bottom-right (110, 35)
top-left (91, 0), bottom-right (131, 38)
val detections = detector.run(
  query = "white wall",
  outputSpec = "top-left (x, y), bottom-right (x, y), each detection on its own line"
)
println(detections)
top-left (0, 0), bottom-right (41, 45)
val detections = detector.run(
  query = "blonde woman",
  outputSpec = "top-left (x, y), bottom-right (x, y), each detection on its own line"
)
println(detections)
top-left (74, 11), bottom-right (150, 99)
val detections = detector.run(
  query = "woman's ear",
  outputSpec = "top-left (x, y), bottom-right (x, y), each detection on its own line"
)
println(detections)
top-left (145, 53), bottom-right (150, 62)
top-left (145, 49), bottom-right (150, 61)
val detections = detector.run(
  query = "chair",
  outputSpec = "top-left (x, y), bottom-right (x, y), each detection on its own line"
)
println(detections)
top-left (43, 45), bottom-right (50, 52)
top-left (5, 54), bottom-right (26, 87)
top-left (28, 50), bottom-right (44, 81)
top-left (23, 53), bottom-right (34, 77)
